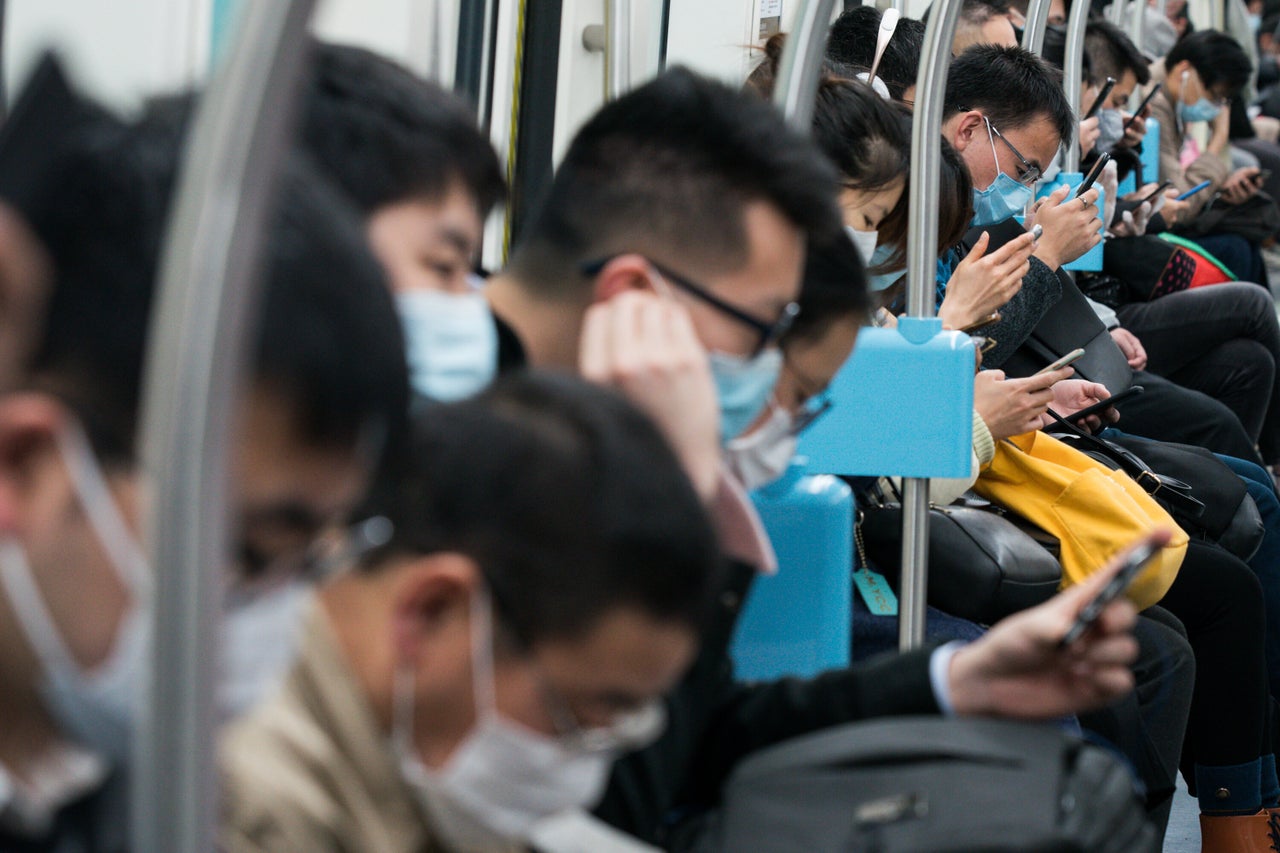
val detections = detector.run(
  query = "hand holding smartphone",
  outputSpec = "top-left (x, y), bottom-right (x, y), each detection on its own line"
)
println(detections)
top-left (1059, 538), bottom-right (1161, 647)
top-left (1064, 385), bottom-right (1144, 426)
top-left (1124, 84), bottom-right (1162, 131)
top-left (1084, 77), bottom-right (1117, 121)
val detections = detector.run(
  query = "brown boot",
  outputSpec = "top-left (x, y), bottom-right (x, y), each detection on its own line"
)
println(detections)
top-left (1199, 810), bottom-right (1280, 852)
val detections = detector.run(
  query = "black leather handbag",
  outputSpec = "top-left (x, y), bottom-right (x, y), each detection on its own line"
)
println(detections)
top-left (682, 718), bottom-right (1157, 853)
top-left (858, 485), bottom-right (1062, 626)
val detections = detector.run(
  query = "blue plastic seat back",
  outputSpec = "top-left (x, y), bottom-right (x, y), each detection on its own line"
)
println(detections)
top-left (729, 462), bottom-right (853, 680)
top-left (798, 318), bottom-right (974, 479)
top-left (1141, 118), bottom-right (1161, 186)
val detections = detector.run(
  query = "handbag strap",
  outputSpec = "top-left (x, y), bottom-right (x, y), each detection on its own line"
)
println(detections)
top-left (1043, 410), bottom-right (1206, 519)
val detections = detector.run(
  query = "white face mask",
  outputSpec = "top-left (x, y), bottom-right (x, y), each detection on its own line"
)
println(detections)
top-left (397, 289), bottom-right (498, 402)
top-left (219, 581), bottom-right (312, 718)
top-left (391, 587), bottom-right (647, 844)
top-left (724, 400), bottom-right (799, 491)
top-left (0, 424), bottom-right (151, 764)
top-left (845, 225), bottom-right (880, 267)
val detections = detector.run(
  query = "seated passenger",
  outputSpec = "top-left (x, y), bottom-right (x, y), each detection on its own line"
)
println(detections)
top-left (1146, 31), bottom-right (1267, 283)
top-left (0, 93), bottom-right (408, 849)
top-left (220, 373), bottom-right (721, 851)
top-left (299, 43), bottom-right (507, 403)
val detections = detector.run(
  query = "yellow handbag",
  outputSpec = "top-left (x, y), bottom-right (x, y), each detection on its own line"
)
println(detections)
top-left (972, 430), bottom-right (1188, 610)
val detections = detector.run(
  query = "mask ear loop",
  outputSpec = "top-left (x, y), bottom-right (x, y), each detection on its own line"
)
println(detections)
top-left (56, 423), bottom-right (151, 597)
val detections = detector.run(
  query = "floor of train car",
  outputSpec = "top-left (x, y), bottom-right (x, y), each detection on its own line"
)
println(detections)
top-left (1162, 252), bottom-right (1280, 853)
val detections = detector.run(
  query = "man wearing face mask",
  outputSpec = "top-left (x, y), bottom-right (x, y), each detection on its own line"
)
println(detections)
top-left (220, 374), bottom-right (722, 851)
top-left (300, 43), bottom-right (508, 405)
top-left (0, 94), bottom-right (410, 850)
top-left (1083, 22), bottom-right (1153, 180)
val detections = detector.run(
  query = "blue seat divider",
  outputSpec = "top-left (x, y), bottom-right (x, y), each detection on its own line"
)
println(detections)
top-left (1037, 172), bottom-right (1106, 272)
top-left (729, 460), bottom-right (853, 680)
top-left (1140, 118), bottom-right (1161, 186)
top-left (798, 317), bottom-right (974, 478)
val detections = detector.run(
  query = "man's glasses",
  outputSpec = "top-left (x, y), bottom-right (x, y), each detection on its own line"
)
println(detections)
top-left (986, 119), bottom-right (1042, 186)
top-left (581, 256), bottom-right (800, 357)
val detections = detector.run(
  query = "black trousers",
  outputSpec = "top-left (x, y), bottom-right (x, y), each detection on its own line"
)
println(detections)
top-left (1080, 606), bottom-right (1195, 845)
top-left (1113, 370), bottom-right (1265, 467)
top-left (1118, 283), bottom-right (1280, 463)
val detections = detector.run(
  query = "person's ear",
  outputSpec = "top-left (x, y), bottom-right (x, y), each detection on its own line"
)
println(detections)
top-left (950, 111), bottom-right (984, 153)
top-left (389, 552), bottom-right (483, 666)
top-left (590, 254), bottom-right (658, 303)
top-left (0, 393), bottom-right (69, 535)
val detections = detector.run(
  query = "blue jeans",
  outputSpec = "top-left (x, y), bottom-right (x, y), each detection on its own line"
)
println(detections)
top-left (1216, 454), bottom-right (1280, 698)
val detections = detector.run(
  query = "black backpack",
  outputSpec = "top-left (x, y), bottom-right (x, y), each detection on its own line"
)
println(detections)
top-left (681, 718), bottom-right (1157, 853)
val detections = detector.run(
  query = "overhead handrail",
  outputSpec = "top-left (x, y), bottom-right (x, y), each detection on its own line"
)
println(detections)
top-left (1061, 0), bottom-right (1091, 173)
top-left (131, 1), bottom-right (317, 851)
top-left (1022, 0), bottom-right (1052, 55)
top-left (899, 0), bottom-right (968, 650)
top-left (584, 0), bottom-right (635, 102)
top-left (771, 0), bottom-right (840, 128)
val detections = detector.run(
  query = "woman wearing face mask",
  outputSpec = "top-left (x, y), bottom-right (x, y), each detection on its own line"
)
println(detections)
top-left (1143, 32), bottom-right (1270, 286)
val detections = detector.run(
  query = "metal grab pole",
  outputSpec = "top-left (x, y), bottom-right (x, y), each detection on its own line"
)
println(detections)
top-left (131, 2), bottom-right (316, 851)
top-left (1022, 0), bottom-right (1052, 55)
top-left (900, 0), bottom-right (966, 650)
top-left (606, 0), bottom-right (632, 100)
top-left (1062, 0), bottom-right (1091, 173)
top-left (1129, 0), bottom-right (1145, 52)
top-left (772, 0), bottom-right (839, 128)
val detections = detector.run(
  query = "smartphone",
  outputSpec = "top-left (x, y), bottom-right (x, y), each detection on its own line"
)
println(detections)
top-left (1135, 181), bottom-right (1173, 207)
top-left (1059, 539), bottom-right (1162, 647)
top-left (1035, 347), bottom-right (1086, 375)
top-left (1030, 223), bottom-right (1044, 242)
top-left (1075, 153), bottom-right (1110, 198)
top-left (1174, 180), bottom-right (1213, 201)
top-left (1254, 169), bottom-right (1272, 186)
top-left (1124, 83), bottom-right (1162, 130)
top-left (1084, 77), bottom-right (1117, 121)
top-left (1064, 384), bottom-right (1144, 425)
top-left (958, 311), bottom-right (1001, 334)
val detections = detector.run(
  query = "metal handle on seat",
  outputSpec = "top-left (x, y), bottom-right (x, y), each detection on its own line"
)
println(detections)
top-left (584, 0), bottom-right (634, 101)
top-left (131, 2), bottom-right (317, 851)
top-left (898, 0), bottom-right (967, 651)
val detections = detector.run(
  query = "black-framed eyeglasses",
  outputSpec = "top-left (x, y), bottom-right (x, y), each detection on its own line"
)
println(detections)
top-left (580, 256), bottom-right (800, 357)
top-left (985, 118), bottom-right (1042, 186)
top-left (791, 394), bottom-right (833, 436)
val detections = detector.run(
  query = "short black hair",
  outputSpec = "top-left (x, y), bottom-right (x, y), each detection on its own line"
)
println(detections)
top-left (1085, 21), bottom-right (1152, 86)
top-left (365, 372), bottom-right (721, 642)
top-left (826, 7), bottom-right (927, 101)
top-left (301, 42), bottom-right (506, 217)
top-left (788, 229), bottom-right (870, 344)
top-left (944, 44), bottom-right (1075, 150)
top-left (508, 67), bottom-right (841, 293)
top-left (1165, 31), bottom-right (1253, 94)
top-left (22, 95), bottom-right (409, 464)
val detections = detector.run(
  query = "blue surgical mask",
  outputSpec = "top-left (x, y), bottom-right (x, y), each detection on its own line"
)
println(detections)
top-left (1179, 98), bottom-right (1221, 123)
top-left (397, 289), bottom-right (498, 402)
top-left (971, 118), bottom-right (1035, 227)
top-left (1096, 108), bottom-right (1125, 152)
top-left (1177, 69), bottom-right (1222, 125)
top-left (711, 348), bottom-right (783, 443)
top-left (866, 244), bottom-right (905, 292)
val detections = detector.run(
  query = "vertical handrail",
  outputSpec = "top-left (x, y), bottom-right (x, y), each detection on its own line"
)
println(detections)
top-left (1211, 0), bottom-right (1227, 31)
top-left (606, 0), bottom-right (632, 100)
top-left (1062, 0), bottom-right (1091, 172)
top-left (0, 0), bottom-right (8, 122)
top-left (1022, 0), bottom-right (1052, 55)
top-left (131, 1), bottom-right (316, 851)
top-left (1128, 0), bottom-right (1145, 50)
top-left (899, 0), bottom-right (966, 650)
top-left (771, 0), bottom-right (839, 128)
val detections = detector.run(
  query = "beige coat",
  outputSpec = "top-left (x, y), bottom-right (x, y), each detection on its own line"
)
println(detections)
top-left (1145, 58), bottom-right (1231, 220)
top-left (220, 601), bottom-right (523, 853)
